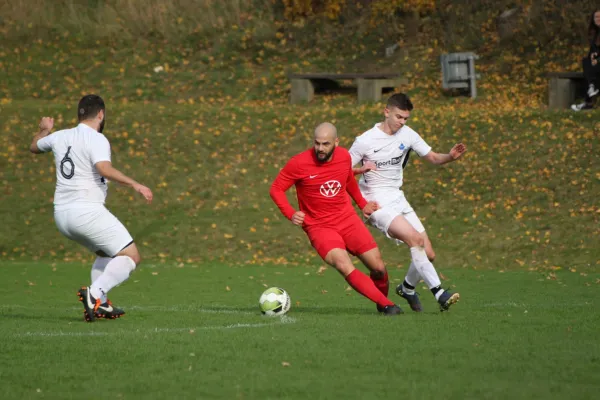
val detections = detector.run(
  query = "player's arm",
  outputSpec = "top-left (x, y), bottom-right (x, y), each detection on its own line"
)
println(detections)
top-left (95, 161), bottom-right (153, 203)
top-left (422, 143), bottom-right (467, 165)
top-left (349, 138), bottom-right (376, 175)
top-left (29, 117), bottom-right (54, 154)
top-left (346, 169), bottom-right (368, 209)
top-left (346, 165), bottom-right (378, 217)
top-left (353, 161), bottom-right (377, 176)
top-left (269, 158), bottom-right (305, 225)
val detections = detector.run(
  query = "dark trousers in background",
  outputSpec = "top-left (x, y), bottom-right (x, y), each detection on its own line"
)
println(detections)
top-left (582, 55), bottom-right (600, 102)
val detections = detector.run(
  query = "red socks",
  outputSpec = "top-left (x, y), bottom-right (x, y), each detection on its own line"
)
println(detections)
top-left (346, 269), bottom-right (393, 307)
top-left (370, 270), bottom-right (389, 297)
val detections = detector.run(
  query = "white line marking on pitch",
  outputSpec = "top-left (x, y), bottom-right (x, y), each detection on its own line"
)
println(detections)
top-left (15, 316), bottom-right (297, 338)
top-left (0, 304), bottom-right (256, 315)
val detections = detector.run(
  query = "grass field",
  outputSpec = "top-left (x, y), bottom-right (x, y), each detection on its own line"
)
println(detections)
top-left (1, 3), bottom-right (599, 398)
top-left (1, 261), bottom-right (599, 399)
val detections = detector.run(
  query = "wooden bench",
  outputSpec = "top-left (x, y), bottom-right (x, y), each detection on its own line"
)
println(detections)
top-left (288, 73), bottom-right (406, 104)
top-left (547, 72), bottom-right (586, 109)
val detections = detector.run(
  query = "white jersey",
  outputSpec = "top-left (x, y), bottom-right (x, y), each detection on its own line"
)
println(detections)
top-left (349, 123), bottom-right (431, 196)
top-left (37, 123), bottom-right (111, 208)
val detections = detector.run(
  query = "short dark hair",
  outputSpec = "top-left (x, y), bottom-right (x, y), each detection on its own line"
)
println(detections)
top-left (386, 93), bottom-right (413, 111)
top-left (77, 94), bottom-right (105, 122)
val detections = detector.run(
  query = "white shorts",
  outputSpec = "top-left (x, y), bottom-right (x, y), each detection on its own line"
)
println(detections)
top-left (54, 205), bottom-right (133, 257)
top-left (365, 190), bottom-right (425, 241)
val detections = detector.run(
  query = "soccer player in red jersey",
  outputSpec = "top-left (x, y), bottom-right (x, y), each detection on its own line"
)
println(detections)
top-left (270, 122), bottom-right (403, 316)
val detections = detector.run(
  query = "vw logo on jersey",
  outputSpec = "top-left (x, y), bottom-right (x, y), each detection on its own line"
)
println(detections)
top-left (320, 180), bottom-right (342, 197)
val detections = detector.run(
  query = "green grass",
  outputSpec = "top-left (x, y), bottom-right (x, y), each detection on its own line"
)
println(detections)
top-left (1, 261), bottom-right (599, 399)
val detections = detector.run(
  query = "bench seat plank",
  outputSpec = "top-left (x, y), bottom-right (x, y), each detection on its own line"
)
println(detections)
top-left (288, 72), bottom-right (404, 103)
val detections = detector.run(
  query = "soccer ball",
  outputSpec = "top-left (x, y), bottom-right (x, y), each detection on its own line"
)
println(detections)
top-left (259, 287), bottom-right (291, 316)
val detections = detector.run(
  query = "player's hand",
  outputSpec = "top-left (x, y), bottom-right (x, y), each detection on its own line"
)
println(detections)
top-left (359, 161), bottom-right (377, 174)
top-left (592, 53), bottom-right (598, 66)
top-left (133, 183), bottom-right (153, 203)
top-left (291, 211), bottom-right (305, 226)
top-left (449, 143), bottom-right (466, 160)
top-left (39, 117), bottom-right (54, 132)
top-left (362, 201), bottom-right (380, 217)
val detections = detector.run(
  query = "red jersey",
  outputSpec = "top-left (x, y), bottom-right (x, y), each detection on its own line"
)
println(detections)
top-left (270, 147), bottom-right (368, 228)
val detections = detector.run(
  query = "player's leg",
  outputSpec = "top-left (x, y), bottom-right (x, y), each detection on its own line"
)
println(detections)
top-left (57, 208), bottom-right (110, 286)
top-left (72, 207), bottom-right (137, 321)
top-left (87, 243), bottom-right (139, 314)
top-left (307, 227), bottom-right (400, 315)
top-left (356, 248), bottom-right (399, 313)
top-left (404, 211), bottom-right (459, 311)
top-left (422, 231), bottom-right (436, 262)
top-left (91, 255), bottom-right (111, 292)
top-left (390, 212), bottom-right (459, 311)
top-left (324, 249), bottom-right (400, 315)
top-left (356, 247), bottom-right (389, 296)
top-left (86, 245), bottom-right (140, 320)
top-left (397, 261), bottom-right (423, 312)
top-left (385, 215), bottom-right (433, 311)
top-left (338, 218), bottom-right (403, 315)
top-left (343, 218), bottom-right (390, 298)
top-left (367, 204), bottom-right (424, 311)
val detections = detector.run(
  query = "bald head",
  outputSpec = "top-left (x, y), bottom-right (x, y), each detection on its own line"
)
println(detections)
top-left (314, 122), bottom-right (337, 141)
top-left (313, 122), bottom-right (339, 163)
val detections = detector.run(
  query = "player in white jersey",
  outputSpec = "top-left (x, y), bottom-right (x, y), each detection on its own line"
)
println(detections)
top-left (349, 93), bottom-right (466, 312)
top-left (29, 94), bottom-right (153, 322)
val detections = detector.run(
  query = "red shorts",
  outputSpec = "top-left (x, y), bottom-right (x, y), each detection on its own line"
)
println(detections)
top-left (304, 215), bottom-right (377, 260)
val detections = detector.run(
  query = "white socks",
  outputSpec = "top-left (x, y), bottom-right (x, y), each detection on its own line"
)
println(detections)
top-left (402, 262), bottom-right (420, 295)
top-left (89, 256), bottom-right (136, 301)
top-left (409, 246), bottom-right (441, 290)
top-left (91, 257), bottom-right (111, 282)
top-left (91, 257), bottom-right (112, 302)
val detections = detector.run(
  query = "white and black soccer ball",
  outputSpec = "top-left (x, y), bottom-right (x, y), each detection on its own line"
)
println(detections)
top-left (259, 287), bottom-right (291, 316)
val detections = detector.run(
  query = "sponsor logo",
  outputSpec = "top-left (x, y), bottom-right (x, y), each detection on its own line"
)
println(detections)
top-left (320, 180), bottom-right (342, 197)
top-left (309, 175), bottom-right (318, 179)
top-left (375, 156), bottom-right (402, 168)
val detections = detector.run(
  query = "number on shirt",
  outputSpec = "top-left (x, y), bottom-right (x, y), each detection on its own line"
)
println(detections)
top-left (60, 146), bottom-right (75, 179)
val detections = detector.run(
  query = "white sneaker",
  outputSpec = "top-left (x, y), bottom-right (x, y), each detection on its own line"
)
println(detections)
top-left (588, 84), bottom-right (599, 98)
top-left (571, 102), bottom-right (593, 111)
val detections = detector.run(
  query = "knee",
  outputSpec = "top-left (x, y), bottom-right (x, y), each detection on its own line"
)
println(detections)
top-left (370, 268), bottom-right (386, 280)
top-left (371, 258), bottom-right (386, 275)
top-left (408, 233), bottom-right (425, 248)
top-left (427, 251), bottom-right (436, 263)
top-left (332, 259), bottom-right (355, 277)
top-left (126, 251), bottom-right (141, 266)
top-left (325, 250), bottom-right (354, 276)
top-left (132, 253), bottom-right (141, 266)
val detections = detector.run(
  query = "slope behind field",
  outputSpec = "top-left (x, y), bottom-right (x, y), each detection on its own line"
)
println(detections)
top-left (1, 101), bottom-right (598, 272)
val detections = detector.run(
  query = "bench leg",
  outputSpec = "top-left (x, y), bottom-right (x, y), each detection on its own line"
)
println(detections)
top-left (357, 79), bottom-right (381, 103)
top-left (357, 79), bottom-right (403, 103)
top-left (290, 79), bottom-right (314, 104)
top-left (548, 77), bottom-right (575, 109)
